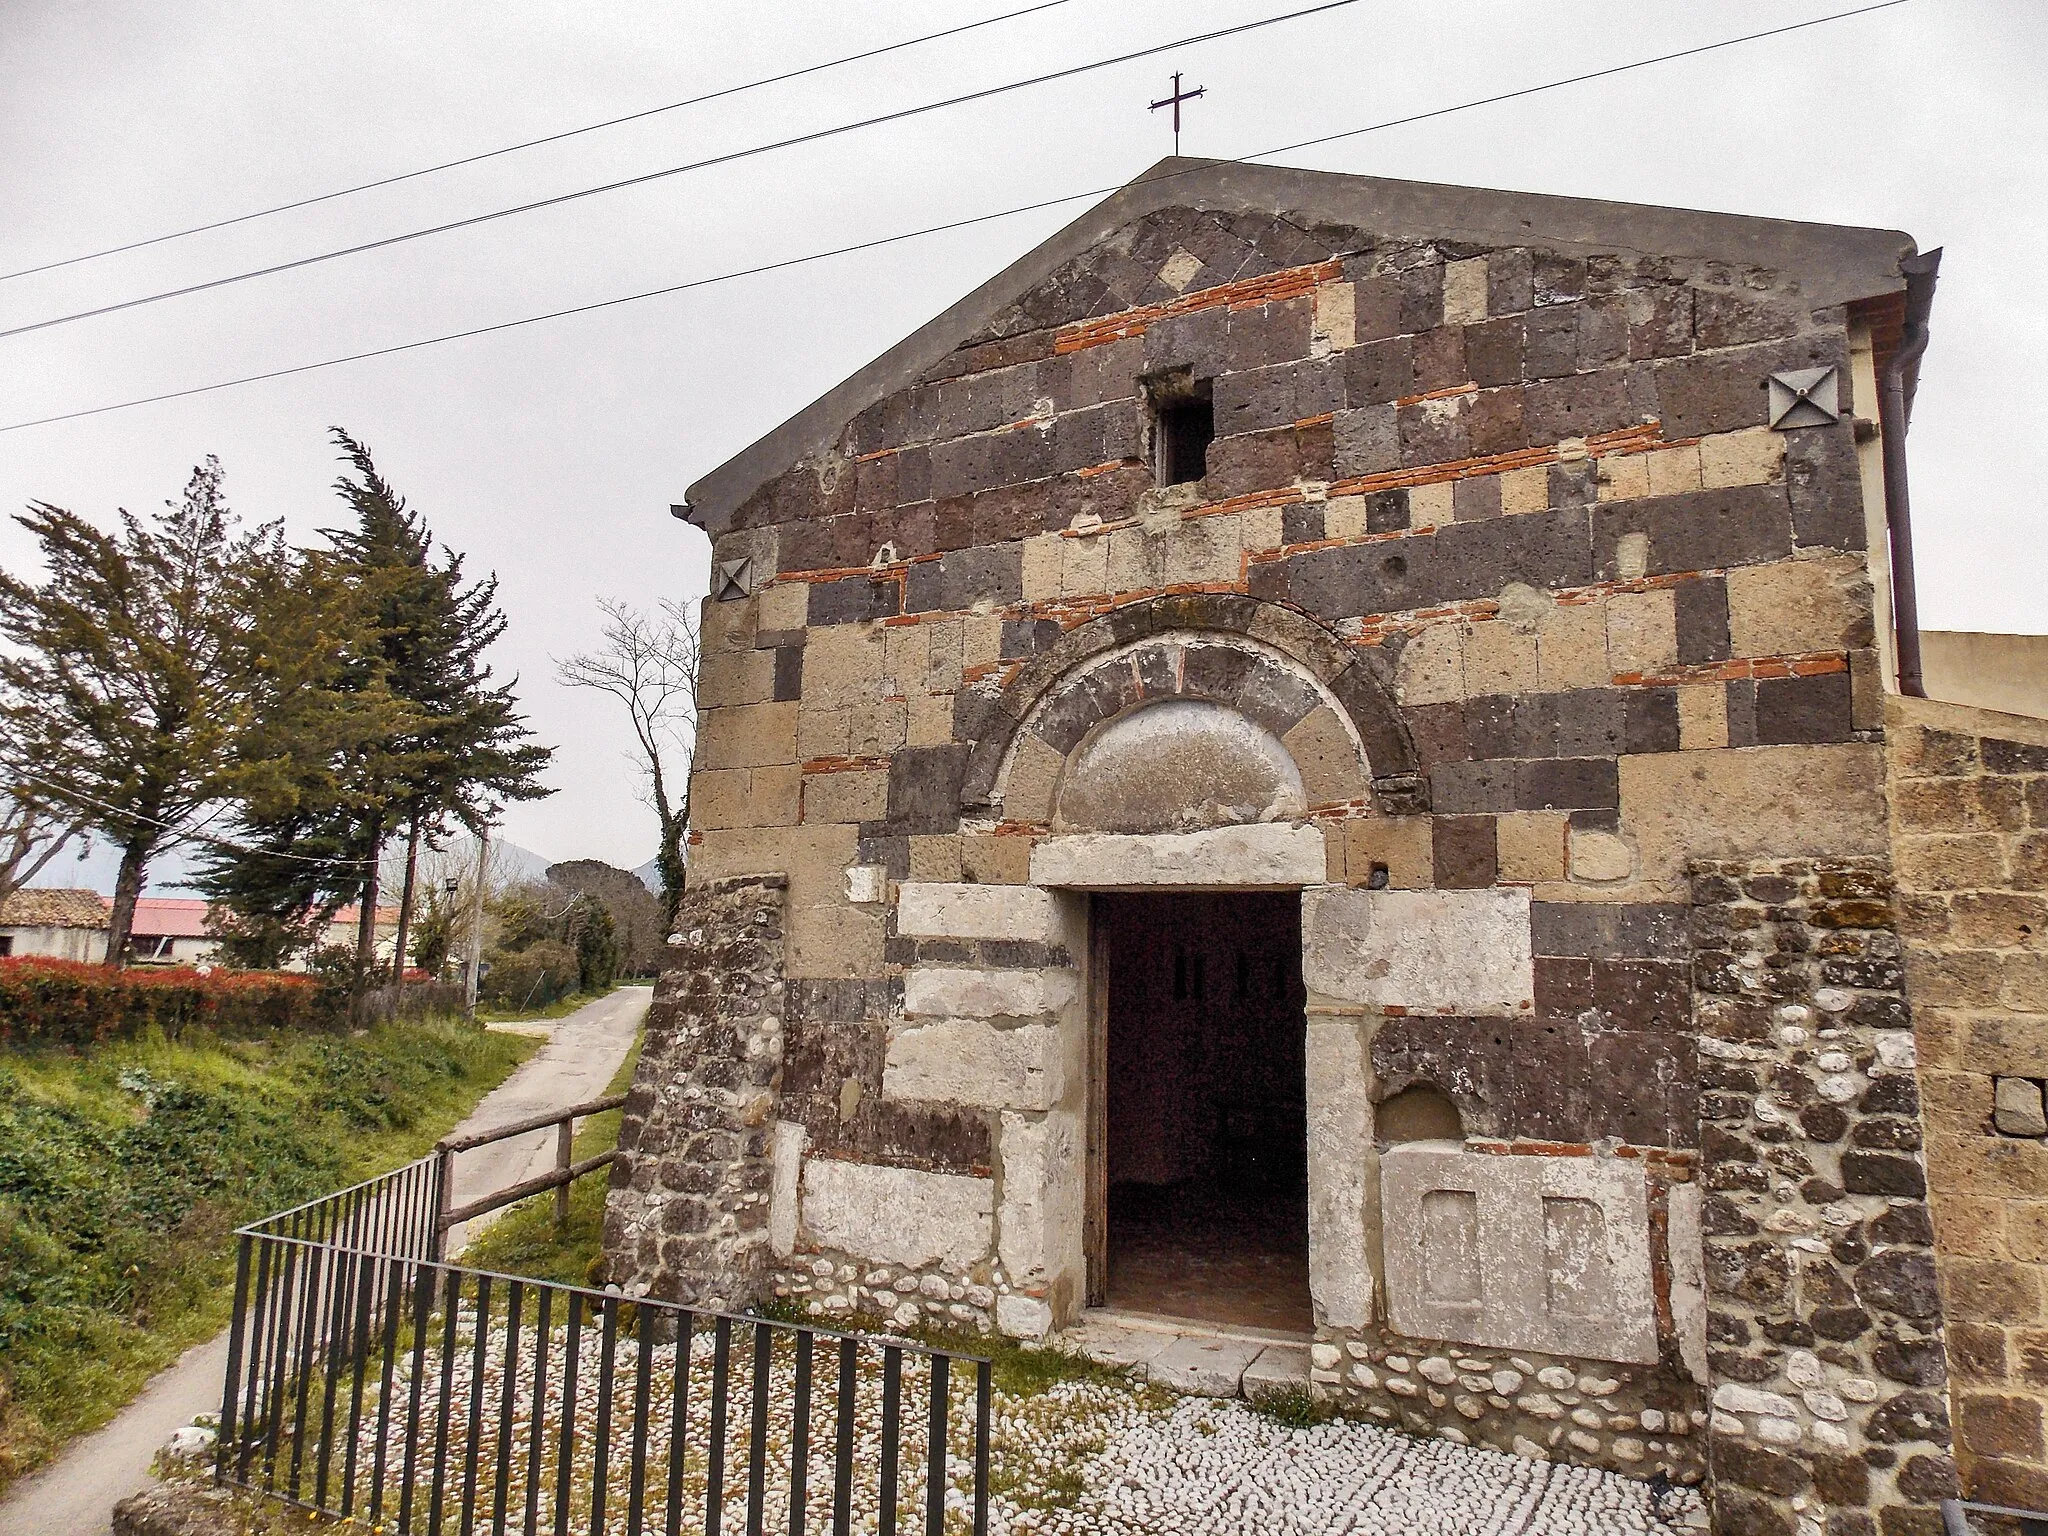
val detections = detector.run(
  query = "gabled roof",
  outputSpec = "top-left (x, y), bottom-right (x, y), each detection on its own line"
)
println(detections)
top-left (0, 887), bottom-right (110, 929)
top-left (682, 157), bottom-right (1918, 534)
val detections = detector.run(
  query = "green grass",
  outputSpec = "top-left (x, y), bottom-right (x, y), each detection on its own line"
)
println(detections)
top-left (476, 980), bottom-right (639, 1026)
top-left (458, 1033), bottom-right (642, 1286)
top-left (0, 1014), bottom-right (537, 1491)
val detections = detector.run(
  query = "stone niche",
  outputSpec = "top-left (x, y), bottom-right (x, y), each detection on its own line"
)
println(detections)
top-left (1380, 1143), bottom-right (1659, 1365)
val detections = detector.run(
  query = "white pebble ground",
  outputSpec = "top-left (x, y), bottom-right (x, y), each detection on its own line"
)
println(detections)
top-left (992, 1383), bottom-right (1703, 1536)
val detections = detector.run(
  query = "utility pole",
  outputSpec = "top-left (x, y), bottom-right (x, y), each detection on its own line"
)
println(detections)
top-left (463, 821), bottom-right (490, 1016)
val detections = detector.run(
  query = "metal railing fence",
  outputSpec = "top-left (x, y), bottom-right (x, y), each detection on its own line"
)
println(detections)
top-left (217, 1156), bottom-right (993, 1536)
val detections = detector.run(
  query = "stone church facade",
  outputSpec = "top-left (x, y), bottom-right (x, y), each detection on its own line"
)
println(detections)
top-left (602, 162), bottom-right (2021, 1532)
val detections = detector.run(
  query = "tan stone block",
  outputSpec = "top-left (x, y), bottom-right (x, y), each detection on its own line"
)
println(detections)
top-left (848, 698), bottom-right (907, 756)
top-left (1497, 812), bottom-right (1569, 883)
top-left (1962, 1015), bottom-right (2048, 1079)
top-left (1645, 444), bottom-right (1701, 497)
top-left (804, 769), bottom-right (889, 825)
top-left (1314, 280), bottom-right (1356, 350)
top-left (1060, 532), bottom-right (1108, 596)
top-left (1323, 823), bottom-right (1344, 883)
top-left (1677, 684), bottom-right (1729, 749)
top-left (1408, 481), bottom-right (1453, 529)
top-left (1926, 1132), bottom-right (2048, 1200)
top-left (908, 691), bottom-right (955, 747)
top-left (924, 620), bottom-right (964, 691)
top-left (964, 614), bottom-right (1002, 671)
top-left (1699, 427), bottom-right (1786, 489)
top-left (1891, 721), bottom-right (1984, 779)
top-left (962, 832), bottom-right (1033, 884)
top-left (884, 622), bottom-right (928, 688)
top-left (1933, 1195), bottom-right (2013, 1259)
top-left (700, 592), bottom-right (755, 654)
top-left (1500, 466), bottom-right (1549, 516)
top-left (1948, 1259), bottom-right (2047, 1326)
top-left (1897, 833), bottom-right (2010, 891)
top-left (2005, 1204), bottom-right (2048, 1264)
top-left (1324, 496), bottom-right (1368, 540)
top-left (908, 834), bottom-right (963, 882)
top-left (1343, 816), bottom-right (1434, 888)
top-left (787, 903), bottom-right (885, 979)
top-left (1618, 744), bottom-right (1888, 891)
top-left (802, 624), bottom-right (889, 711)
top-left (698, 701), bottom-right (799, 770)
top-left (1895, 777), bottom-right (2029, 835)
top-left (758, 579), bottom-right (808, 631)
top-left (1597, 453), bottom-right (1650, 502)
top-left (688, 823), bottom-right (857, 909)
top-left (1003, 734), bottom-right (1066, 823)
top-left (1726, 554), bottom-right (1870, 658)
top-left (690, 768), bottom-right (752, 831)
top-left (1241, 504), bottom-right (1284, 553)
top-left (1021, 533), bottom-right (1063, 601)
top-left (1443, 258), bottom-right (1488, 325)
top-left (1536, 599), bottom-right (1609, 690)
top-left (1463, 619), bottom-right (1539, 695)
top-left (1396, 623), bottom-right (1465, 706)
top-left (1105, 526), bottom-right (1153, 593)
top-left (750, 764), bottom-right (802, 827)
top-left (1284, 707), bottom-right (1368, 805)
top-left (1161, 514), bottom-right (1242, 585)
top-left (1606, 589), bottom-right (1677, 676)
top-left (698, 647), bottom-right (777, 709)
top-left (798, 706), bottom-right (851, 760)
top-left (1913, 1006), bottom-right (1968, 1070)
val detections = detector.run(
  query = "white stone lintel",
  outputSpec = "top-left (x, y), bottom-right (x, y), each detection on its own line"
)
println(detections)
top-left (1028, 822), bottom-right (1326, 890)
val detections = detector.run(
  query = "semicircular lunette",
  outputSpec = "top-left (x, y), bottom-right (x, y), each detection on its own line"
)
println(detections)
top-left (1051, 697), bottom-right (1307, 835)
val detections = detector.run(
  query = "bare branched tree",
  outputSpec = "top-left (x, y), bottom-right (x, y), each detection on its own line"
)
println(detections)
top-left (0, 790), bottom-right (82, 907)
top-left (555, 599), bottom-right (699, 921)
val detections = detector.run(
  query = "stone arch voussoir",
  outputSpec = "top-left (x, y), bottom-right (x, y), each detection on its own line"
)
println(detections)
top-left (959, 593), bottom-right (1423, 818)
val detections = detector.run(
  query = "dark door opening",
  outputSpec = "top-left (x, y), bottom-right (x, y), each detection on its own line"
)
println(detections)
top-left (1092, 891), bottom-right (1311, 1333)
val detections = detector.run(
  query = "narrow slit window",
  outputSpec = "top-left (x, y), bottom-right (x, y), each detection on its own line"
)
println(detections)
top-left (1155, 397), bottom-right (1214, 486)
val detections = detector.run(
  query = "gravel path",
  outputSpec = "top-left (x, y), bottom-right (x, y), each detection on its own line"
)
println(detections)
top-left (0, 987), bottom-right (647, 1536)
top-left (325, 1317), bottom-right (1702, 1536)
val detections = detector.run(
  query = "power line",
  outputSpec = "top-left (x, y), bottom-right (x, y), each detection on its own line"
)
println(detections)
top-left (0, 0), bottom-right (1914, 436)
top-left (11, 767), bottom-right (376, 868)
top-left (0, 0), bottom-right (1082, 286)
top-left (0, 0), bottom-right (1366, 341)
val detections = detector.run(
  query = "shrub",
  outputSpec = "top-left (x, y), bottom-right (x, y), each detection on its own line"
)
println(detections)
top-left (478, 939), bottom-right (578, 1008)
top-left (0, 959), bottom-right (343, 1048)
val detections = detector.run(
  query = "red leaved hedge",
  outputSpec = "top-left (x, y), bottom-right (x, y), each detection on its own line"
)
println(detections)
top-left (0, 957), bottom-right (345, 1048)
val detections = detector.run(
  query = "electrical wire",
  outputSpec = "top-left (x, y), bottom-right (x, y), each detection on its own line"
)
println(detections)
top-left (0, 0), bottom-right (1913, 436)
top-left (11, 767), bottom-right (377, 867)
top-left (0, 0), bottom-right (1083, 286)
top-left (0, 0), bottom-right (1365, 341)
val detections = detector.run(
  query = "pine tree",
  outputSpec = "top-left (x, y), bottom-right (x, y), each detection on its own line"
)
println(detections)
top-left (320, 430), bottom-right (551, 989)
top-left (0, 459), bottom-right (284, 962)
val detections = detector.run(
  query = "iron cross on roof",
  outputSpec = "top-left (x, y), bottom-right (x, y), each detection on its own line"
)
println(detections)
top-left (1150, 71), bottom-right (1205, 155)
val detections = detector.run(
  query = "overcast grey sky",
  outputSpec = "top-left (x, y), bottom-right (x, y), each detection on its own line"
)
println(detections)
top-left (0, 0), bottom-right (2038, 874)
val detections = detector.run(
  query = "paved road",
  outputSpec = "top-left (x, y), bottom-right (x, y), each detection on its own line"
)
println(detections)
top-left (0, 986), bottom-right (649, 1536)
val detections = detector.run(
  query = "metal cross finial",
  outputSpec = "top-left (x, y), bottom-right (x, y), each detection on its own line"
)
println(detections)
top-left (1150, 70), bottom-right (1205, 155)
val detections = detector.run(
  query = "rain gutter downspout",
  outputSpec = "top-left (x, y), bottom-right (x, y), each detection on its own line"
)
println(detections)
top-left (1878, 247), bottom-right (1942, 698)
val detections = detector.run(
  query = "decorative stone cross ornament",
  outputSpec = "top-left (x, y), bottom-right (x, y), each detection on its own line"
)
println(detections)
top-left (714, 555), bottom-right (752, 601)
top-left (1766, 365), bottom-right (1841, 429)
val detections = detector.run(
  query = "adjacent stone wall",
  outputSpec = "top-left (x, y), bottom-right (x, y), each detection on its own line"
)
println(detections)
top-left (1692, 857), bottom-right (1953, 1536)
top-left (604, 875), bottom-right (788, 1310)
top-left (1890, 696), bottom-right (2048, 1512)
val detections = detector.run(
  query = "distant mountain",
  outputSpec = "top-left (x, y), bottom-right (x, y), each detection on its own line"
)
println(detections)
top-left (632, 857), bottom-right (663, 895)
top-left (30, 828), bottom-right (557, 898)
